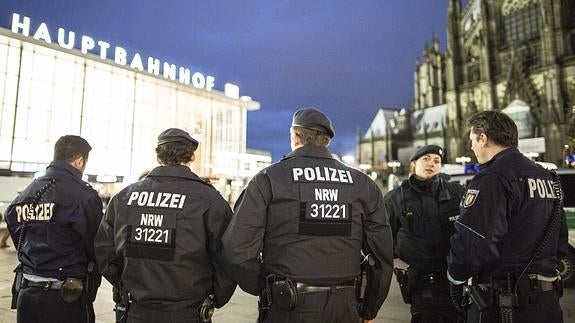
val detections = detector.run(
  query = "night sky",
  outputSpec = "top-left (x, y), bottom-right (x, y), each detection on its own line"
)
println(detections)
top-left (0, 0), bottom-right (447, 161)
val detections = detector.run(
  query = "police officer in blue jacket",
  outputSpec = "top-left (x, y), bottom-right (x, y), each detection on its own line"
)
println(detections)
top-left (447, 111), bottom-right (568, 323)
top-left (5, 135), bottom-right (103, 323)
top-left (95, 128), bottom-right (236, 323)
top-left (222, 108), bottom-right (394, 323)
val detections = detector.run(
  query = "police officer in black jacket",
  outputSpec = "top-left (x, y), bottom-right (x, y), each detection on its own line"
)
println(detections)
top-left (222, 108), bottom-right (394, 323)
top-left (384, 145), bottom-right (465, 323)
top-left (447, 110), bottom-right (567, 323)
top-left (5, 135), bottom-right (103, 323)
top-left (95, 128), bottom-right (236, 323)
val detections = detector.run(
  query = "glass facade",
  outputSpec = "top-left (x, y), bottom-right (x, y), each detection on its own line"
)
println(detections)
top-left (0, 29), bottom-right (258, 180)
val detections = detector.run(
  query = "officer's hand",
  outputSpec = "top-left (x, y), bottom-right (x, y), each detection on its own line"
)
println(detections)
top-left (358, 319), bottom-right (373, 323)
top-left (449, 282), bottom-right (464, 313)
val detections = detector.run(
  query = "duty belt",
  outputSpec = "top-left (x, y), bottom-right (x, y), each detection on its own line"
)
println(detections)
top-left (296, 280), bottom-right (356, 293)
top-left (486, 276), bottom-right (554, 293)
top-left (22, 279), bottom-right (64, 290)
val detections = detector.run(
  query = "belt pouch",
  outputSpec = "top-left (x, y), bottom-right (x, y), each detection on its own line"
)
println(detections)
top-left (61, 277), bottom-right (84, 303)
top-left (271, 279), bottom-right (298, 311)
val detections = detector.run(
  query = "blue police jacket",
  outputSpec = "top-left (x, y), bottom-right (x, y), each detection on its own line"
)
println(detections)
top-left (448, 148), bottom-right (568, 282)
top-left (5, 160), bottom-right (103, 279)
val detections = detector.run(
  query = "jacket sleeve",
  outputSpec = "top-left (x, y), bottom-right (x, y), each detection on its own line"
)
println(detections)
top-left (557, 207), bottom-right (568, 261)
top-left (95, 195), bottom-right (123, 286)
top-left (206, 194), bottom-right (237, 307)
top-left (221, 173), bottom-right (271, 295)
top-left (70, 190), bottom-right (103, 263)
top-left (382, 188), bottom-right (400, 253)
top-left (448, 173), bottom-right (509, 282)
top-left (359, 180), bottom-right (394, 320)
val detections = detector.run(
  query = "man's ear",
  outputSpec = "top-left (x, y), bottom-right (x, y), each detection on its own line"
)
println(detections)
top-left (70, 155), bottom-right (84, 171)
top-left (191, 153), bottom-right (196, 162)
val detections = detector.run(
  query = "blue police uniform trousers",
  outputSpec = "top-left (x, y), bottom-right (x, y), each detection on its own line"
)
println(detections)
top-left (17, 287), bottom-right (94, 323)
top-left (410, 281), bottom-right (462, 323)
top-left (465, 289), bottom-right (563, 323)
top-left (264, 286), bottom-right (359, 323)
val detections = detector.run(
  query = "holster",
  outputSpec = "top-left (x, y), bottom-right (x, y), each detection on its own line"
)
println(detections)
top-left (257, 289), bottom-right (271, 323)
top-left (466, 285), bottom-right (493, 312)
top-left (270, 278), bottom-right (297, 311)
top-left (393, 268), bottom-right (411, 304)
top-left (11, 271), bottom-right (23, 309)
top-left (113, 285), bottom-right (130, 323)
top-left (198, 294), bottom-right (215, 323)
top-left (61, 277), bottom-right (84, 303)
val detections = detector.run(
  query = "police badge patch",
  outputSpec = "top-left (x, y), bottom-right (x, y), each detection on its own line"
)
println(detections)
top-left (462, 189), bottom-right (479, 208)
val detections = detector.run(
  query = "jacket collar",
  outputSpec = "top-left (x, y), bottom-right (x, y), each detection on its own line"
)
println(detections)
top-left (479, 147), bottom-right (517, 171)
top-left (147, 165), bottom-right (204, 182)
top-left (282, 145), bottom-right (334, 161)
top-left (46, 160), bottom-right (83, 180)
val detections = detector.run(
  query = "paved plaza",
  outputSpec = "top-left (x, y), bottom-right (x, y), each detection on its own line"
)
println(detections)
top-left (0, 238), bottom-right (573, 322)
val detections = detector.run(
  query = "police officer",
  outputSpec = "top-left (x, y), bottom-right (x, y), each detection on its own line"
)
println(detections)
top-left (221, 108), bottom-right (394, 323)
top-left (95, 128), bottom-right (236, 323)
top-left (447, 110), bottom-right (567, 322)
top-left (384, 145), bottom-right (465, 323)
top-left (5, 135), bottom-right (103, 323)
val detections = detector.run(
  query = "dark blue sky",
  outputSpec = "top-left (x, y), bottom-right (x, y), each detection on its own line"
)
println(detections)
top-left (0, 0), bottom-right (447, 161)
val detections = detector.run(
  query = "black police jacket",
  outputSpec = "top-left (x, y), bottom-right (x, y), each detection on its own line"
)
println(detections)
top-left (384, 174), bottom-right (465, 271)
top-left (5, 161), bottom-right (103, 279)
top-left (95, 165), bottom-right (236, 308)
top-left (448, 148), bottom-right (569, 281)
top-left (221, 145), bottom-right (394, 320)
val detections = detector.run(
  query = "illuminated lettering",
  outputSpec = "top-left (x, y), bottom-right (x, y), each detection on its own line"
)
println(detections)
top-left (81, 35), bottom-right (95, 54)
top-left (57, 28), bottom-right (75, 49)
top-left (97, 40), bottom-right (110, 59)
top-left (148, 57), bottom-right (160, 75)
top-left (11, 13), bottom-right (30, 36)
top-left (130, 53), bottom-right (144, 71)
top-left (115, 46), bottom-right (127, 65)
top-left (9, 13), bottom-right (222, 92)
top-left (163, 62), bottom-right (177, 80)
top-left (33, 23), bottom-right (51, 43)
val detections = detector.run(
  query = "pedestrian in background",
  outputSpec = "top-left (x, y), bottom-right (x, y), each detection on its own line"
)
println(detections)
top-left (383, 145), bottom-right (465, 323)
top-left (222, 108), bottom-right (394, 323)
top-left (1, 210), bottom-right (10, 248)
top-left (448, 110), bottom-right (567, 322)
top-left (95, 128), bottom-right (236, 323)
top-left (5, 135), bottom-right (103, 323)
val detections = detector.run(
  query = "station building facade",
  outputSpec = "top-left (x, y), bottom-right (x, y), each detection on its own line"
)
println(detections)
top-left (0, 13), bottom-right (262, 191)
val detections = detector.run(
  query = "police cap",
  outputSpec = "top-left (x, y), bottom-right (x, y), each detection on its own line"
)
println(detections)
top-left (410, 144), bottom-right (443, 161)
top-left (157, 128), bottom-right (199, 149)
top-left (291, 108), bottom-right (335, 138)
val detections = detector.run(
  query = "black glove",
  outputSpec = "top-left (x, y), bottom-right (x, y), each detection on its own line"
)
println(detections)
top-left (449, 282), bottom-right (465, 314)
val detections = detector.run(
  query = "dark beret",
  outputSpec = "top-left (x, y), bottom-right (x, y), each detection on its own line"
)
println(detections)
top-left (157, 128), bottom-right (199, 148)
top-left (291, 108), bottom-right (335, 138)
top-left (410, 144), bottom-right (443, 161)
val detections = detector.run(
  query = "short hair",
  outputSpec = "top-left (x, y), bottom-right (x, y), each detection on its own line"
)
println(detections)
top-left (155, 141), bottom-right (195, 165)
top-left (468, 110), bottom-right (518, 148)
top-left (53, 135), bottom-right (92, 162)
top-left (292, 126), bottom-right (331, 147)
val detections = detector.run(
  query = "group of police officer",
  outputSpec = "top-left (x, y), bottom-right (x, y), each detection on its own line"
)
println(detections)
top-left (4, 108), bottom-right (567, 323)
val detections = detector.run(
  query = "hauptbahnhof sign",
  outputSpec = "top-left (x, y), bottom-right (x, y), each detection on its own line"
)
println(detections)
top-left (8, 13), bottom-right (232, 94)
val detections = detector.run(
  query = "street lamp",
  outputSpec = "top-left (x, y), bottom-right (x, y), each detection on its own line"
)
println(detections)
top-left (387, 161), bottom-right (401, 173)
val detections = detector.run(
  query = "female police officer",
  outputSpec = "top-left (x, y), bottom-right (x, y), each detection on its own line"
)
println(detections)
top-left (383, 145), bottom-right (465, 323)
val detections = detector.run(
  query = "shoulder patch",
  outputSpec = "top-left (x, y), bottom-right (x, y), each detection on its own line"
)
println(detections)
top-left (462, 189), bottom-right (480, 208)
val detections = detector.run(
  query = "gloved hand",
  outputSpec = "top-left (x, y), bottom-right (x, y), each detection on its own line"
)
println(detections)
top-left (449, 282), bottom-right (465, 314)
